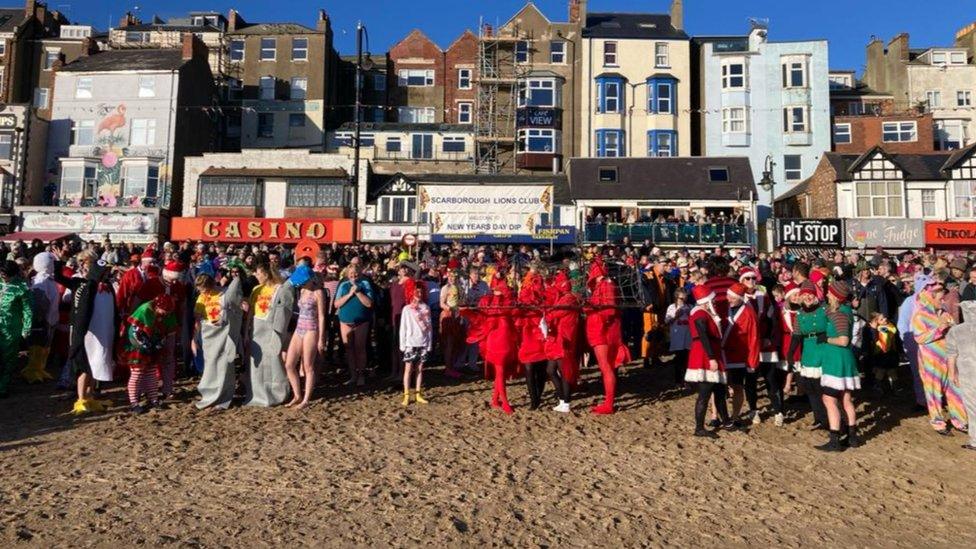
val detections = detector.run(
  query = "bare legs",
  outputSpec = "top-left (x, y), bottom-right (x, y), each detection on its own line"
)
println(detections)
top-left (341, 322), bottom-right (369, 386)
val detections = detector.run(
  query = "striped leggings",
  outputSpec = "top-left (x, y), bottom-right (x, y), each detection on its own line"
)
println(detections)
top-left (918, 346), bottom-right (968, 430)
top-left (128, 367), bottom-right (159, 405)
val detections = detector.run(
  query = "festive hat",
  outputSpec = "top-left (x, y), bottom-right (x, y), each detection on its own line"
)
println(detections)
top-left (162, 260), bottom-right (185, 281)
top-left (727, 283), bottom-right (747, 299)
top-left (738, 267), bottom-right (759, 281)
top-left (692, 285), bottom-right (715, 305)
top-left (141, 244), bottom-right (156, 262)
top-left (295, 238), bottom-right (320, 263)
top-left (828, 280), bottom-right (851, 302)
top-left (784, 281), bottom-right (800, 299)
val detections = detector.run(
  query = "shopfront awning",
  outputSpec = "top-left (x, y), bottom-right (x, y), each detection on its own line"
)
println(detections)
top-left (1, 231), bottom-right (76, 243)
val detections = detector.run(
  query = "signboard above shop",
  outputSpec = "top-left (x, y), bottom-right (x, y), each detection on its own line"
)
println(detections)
top-left (419, 184), bottom-right (552, 237)
top-left (516, 107), bottom-right (562, 129)
top-left (925, 221), bottom-right (976, 247)
top-left (845, 219), bottom-right (924, 249)
top-left (775, 218), bottom-right (843, 247)
top-left (170, 218), bottom-right (354, 244)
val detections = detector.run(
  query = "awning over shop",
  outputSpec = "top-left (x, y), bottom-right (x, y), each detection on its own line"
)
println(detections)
top-left (1, 231), bottom-right (76, 243)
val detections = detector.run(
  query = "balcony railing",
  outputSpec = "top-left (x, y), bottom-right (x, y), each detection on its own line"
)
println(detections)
top-left (584, 222), bottom-right (752, 246)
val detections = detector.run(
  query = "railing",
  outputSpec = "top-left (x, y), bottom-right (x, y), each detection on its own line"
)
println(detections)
top-left (584, 222), bottom-right (752, 246)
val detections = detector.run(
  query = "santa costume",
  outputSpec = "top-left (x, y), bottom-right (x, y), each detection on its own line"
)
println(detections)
top-left (584, 257), bottom-right (631, 415)
top-left (544, 270), bottom-right (581, 413)
top-left (723, 283), bottom-right (760, 382)
top-left (742, 268), bottom-right (777, 423)
top-left (517, 268), bottom-right (548, 409)
top-left (685, 286), bottom-right (730, 436)
top-left (116, 245), bottom-right (156, 316)
top-left (136, 260), bottom-right (187, 399)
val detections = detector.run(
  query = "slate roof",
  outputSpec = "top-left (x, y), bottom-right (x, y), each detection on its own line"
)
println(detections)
top-left (568, 157), bottom-right (756, 201)
top-left (774, 178), bottom-right (810, 201)
top-left (120, 23), bottom-right (221, 33)
top-left (229, 23), bottom-right (317, 35)
top-left (0, 8), bottom-right (23, 34)
top-left (824, 151), bottom-right (954, 181)
top-left (200, 167), bottom-right (348, 178)
top-left (59, 49), bottom-right (187, 72)
top-left (583, 13), bottom-right (688, 40)
top-left (368, 172), bottom-right (571, 204)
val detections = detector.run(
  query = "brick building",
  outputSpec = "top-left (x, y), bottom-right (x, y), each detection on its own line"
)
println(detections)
top-left (386, 29), bottom-right (477, 124)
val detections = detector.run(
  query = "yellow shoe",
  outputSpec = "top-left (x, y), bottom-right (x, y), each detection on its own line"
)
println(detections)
top-left (415, 391), bottom-right (428, 405)
top-left (401, 391), bottom-right (410, 407)
top-left (71, 399), bottom-right (93, 415)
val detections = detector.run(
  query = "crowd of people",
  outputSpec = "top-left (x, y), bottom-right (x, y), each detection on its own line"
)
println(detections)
top-left (1, 237), bottom-right (975, 453)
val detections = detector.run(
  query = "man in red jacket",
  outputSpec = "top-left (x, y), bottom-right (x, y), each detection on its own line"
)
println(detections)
top-left (723, 282), bottom-right (759, 424)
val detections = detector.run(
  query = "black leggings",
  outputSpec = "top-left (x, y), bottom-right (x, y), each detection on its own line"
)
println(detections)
top-left (764, 366), bottom-right (785, 415)
top-left (524, 361), bottom-right (549, 409)
top-left (744, 367), bottom-right (761, 412)
top-left (672, 350), bottom-right (688, 384)
top-left (799, 375), bottom-right (828, 425)
top-left (695, 382), bottom-right (729, 430)
top-left (545, 360), bottom-right (571, 404)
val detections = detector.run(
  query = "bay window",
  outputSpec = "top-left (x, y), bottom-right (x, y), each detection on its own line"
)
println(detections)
top-left (855, 181), bottom-right (903, 217)
top-left (781, 56), bottom-right (807, 88)
top-left (519, 78), bottom-right (558, 107)
top-left (647, 77), bottom-right (676, 114)
top-left (954, 180), bottom-right (976, 218)
top-left (596, 129), bottom-right (624, 157)
top-left (721, 60), bottom-right (746, 89)
top-left (782, 106), bottom-right (808, 133)
top-left (60, 164), bottom-right (97, 199)
top-left (596, 76), bottom-right (624, 113)
top-left (722, 107), bottom-right (747, 133)
top-left (122, 163), bottom-right (160, 199)
top-left (286, 178), bottom-right (345, 207)
top-left (519, 129), bottom-right (558, 153)
top-left (379, 196), bottom-right (417, 223)
top-left (647, 130), bottom-right (677, 157)
top-left (199, 176), bottom-right (262, 207)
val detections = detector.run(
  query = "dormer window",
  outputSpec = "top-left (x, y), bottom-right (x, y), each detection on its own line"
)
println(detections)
top-left (598, 167), bottom-right (618, 183)
top-left (708, 167), bottom-right (729, 182)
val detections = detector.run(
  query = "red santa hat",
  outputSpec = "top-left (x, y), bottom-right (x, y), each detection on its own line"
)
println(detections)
top-left (141, 244), bottom-right (156, 262)
top-left (727, 282), bottom-right (748, 299)
top-left (738, 267), bottom-right (759, 281)
top-left (784, 282), bottom-right (801, 299)
top-left (162, 260), bottom-right (185, 282)
top-left (692, 285), bottom-right (715, 305)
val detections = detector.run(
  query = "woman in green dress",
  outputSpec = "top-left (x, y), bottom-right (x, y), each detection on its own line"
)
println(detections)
top-left (817, 281), bottom-right (862, 452)
top-left (794, 284), bottom-right (829, 429)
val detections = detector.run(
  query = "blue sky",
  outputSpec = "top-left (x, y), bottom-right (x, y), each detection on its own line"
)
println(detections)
top-left (65, 0), bottom-right (967, 74)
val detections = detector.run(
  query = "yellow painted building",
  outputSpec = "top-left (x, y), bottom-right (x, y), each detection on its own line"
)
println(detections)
top-left (580, 3), bottom-right (691, 158)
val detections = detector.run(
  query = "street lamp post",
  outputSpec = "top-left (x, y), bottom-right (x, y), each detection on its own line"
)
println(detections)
top-left (759, 154), bottom-right (776, 251)
top-left (351, 22), bottom-right (372, 234)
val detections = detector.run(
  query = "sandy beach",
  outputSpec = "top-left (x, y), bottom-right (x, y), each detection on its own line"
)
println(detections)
top-left (2, 362), bottom-right (974, 547)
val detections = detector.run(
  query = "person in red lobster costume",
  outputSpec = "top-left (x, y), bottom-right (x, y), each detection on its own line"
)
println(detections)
top-left (685, 285), bottom-right (731, 437)
top-left (517, 262), bottom-right (548, 409)
top-left (723, 282), bottom-right (760, 424)
top-left (466, 268), bottom-right (520, 415)
top-left (585, 256), bottom-right (631, 415)
top-left (544, 269), bottom-right (581, 413)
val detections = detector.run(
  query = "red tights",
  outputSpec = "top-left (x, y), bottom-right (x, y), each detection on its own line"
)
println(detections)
top-left (592, 345), bottom-right (616, 414)
top-left (489, 361), bottom-right (513, 415)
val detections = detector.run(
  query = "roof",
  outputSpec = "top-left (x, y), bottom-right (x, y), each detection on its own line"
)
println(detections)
top-left (368, 172), bottom-right (571, 204)
top-left (119, 23), bottom-right (221, 33)
top-left (229, 23), bottom-right (317, 35)
top-left (774, 178), bottom-right (810, 202)
top-left (943, 141), bottom-right (976, 170)
top-left (830, 83), bottom-right (891, 98)
top-left (824, 151), bottom-right (954, 181)
top-left (0, 8), bottom-right (23, 34)
top-left (200, 167), bottom-right (348, 178)
top-left (60, 49), bottom-right (187, 72)
top-left (583, 12), bottom-right (688, 40)
top-left (568, 157), bottom-right (756, 201)
top-left (335, 122), bottom-right (470, 133)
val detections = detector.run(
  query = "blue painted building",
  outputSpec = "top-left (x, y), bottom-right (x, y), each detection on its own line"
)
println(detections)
top-left (693, 23), bottom-right (830, 215)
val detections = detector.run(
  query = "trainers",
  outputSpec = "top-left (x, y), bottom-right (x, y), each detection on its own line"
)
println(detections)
top-left (130, 404), bottom-right (147, 415)
top-left (552, 401), bottom-right (571, 413)
top-left (773, 413), bottom-right (784, 427)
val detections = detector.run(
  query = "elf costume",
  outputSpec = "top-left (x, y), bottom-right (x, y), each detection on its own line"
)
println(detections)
top-left (122, 295), bottom-right (178, 411)
top-left (0, 264), bottom-right (32, 397)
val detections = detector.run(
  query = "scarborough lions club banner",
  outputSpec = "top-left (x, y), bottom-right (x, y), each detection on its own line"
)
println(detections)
top-left (419, 185), bottom-right (552, 236)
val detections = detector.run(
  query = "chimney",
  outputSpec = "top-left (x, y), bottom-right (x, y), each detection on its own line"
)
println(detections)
top-left (182, 32), bottom-right (208, 61)
top-left (119, 11), bottom-right (140, 28)
top-left (24, 0), bottom-right (36, 18)
top-left (670, 0), bottom-right (683, 31)
top-left (569, 0), bottom-right (587, 24)
top-left (80, 36), bottom-right (98, 57)
top-left (889, 33), bottom-right (910, 61)
top-left (316, 9), bottom-right (330, 32)
top-left (227, 9), bottom-right (245, 32)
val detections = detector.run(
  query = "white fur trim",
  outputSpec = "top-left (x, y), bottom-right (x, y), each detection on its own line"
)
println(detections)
top-left (695, 292), bottom-right (715, 305)
top-left (685, 369), bottom-right (727, 384)
top-left (821, 375), bottom-right (862, 391)
top-left (799, 366), bottom-right (822, 379)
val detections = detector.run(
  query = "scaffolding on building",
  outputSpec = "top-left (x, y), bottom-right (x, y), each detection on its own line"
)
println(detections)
top-left (474, 18), bottom-right (527, 174)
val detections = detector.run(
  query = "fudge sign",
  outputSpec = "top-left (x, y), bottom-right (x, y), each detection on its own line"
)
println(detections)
top-left (776, 219), bottom-right (843, 247)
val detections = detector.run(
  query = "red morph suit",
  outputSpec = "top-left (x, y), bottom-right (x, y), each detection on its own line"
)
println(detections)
top-left (463, 274), bottom-right (520, 414)
top-left (544, 271), bottom-right (581, 388)
top-left (585, 258), bottom-right (631, 415)
top-left (517, 271), bottom-right (547, 365)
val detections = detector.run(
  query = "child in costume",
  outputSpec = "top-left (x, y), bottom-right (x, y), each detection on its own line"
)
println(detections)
top-left (0, 260), bottom-right (33, 398)
top-left (868, 312), bottom-right (899, 395)
top-left (399, 278), bottom-right (433, 406)
top-left (122, 294), bottom-right (178, 413)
